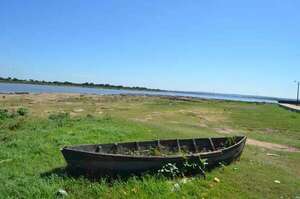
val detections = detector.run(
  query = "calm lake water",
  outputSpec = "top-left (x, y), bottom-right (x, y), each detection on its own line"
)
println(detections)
top-left (0, 82), bottom-right (279, 103)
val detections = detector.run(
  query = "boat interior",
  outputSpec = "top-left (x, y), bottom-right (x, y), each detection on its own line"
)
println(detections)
top-left (67, 136), bottom-right (245, 156)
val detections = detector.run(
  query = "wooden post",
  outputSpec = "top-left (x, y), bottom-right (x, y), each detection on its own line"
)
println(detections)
top-left (192, 139), bottom-right (198, 153)
top-left (209, 138), bottom-right (216, 151)
top-left (157, 140), bottom-right (161, 150)
top-left (114, 143), bottom-right (119, 154)
top-left (176, 139), bottom-right (181, 153)
top-left (135, 141), bottom-right (140, 151)
top-left (96, 145), bottom-right (102, 153)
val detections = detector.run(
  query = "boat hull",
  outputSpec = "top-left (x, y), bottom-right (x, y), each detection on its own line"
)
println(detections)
top-left (61, 136), bottom-right (247, 175)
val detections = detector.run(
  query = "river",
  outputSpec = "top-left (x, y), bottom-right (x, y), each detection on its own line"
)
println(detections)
top-left (0, 82), bottom-right (279, 103)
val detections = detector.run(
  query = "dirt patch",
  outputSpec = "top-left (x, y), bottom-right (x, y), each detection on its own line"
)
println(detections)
top-left (73, 108), bottom-right (84, 113)
top-left (169, 121), bottom-right (180, 124)
top-left (132, 118), bottom-right (150, 122)
top-left (70, 112), bottom-right (79, 117)
top-left (151, 112), bottom-right (161, 115)
top-left (198, 123), bottom-right (208, 128)
top-left (247, 139), bottom-right (300, 152)
top-left (178, 109), bottom-right (226, 125)
top-left (214, 127), bottom-right (236, 134)
top-left (213, 128), bottom-right (299, 152)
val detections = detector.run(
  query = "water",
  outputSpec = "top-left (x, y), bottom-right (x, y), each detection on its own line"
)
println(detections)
top-left (0, 82), bottom-right (279, 103)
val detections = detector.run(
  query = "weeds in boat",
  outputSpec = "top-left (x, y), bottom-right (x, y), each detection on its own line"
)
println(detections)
top-left (225, 136), bottom-right (237, 147)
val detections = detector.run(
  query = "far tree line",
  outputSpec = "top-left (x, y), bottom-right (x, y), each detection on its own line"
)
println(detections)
top-left (0, 77), bottom-right (162, 91)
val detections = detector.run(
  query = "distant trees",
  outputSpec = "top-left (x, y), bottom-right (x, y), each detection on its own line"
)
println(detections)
top-left (0, 76), bottom-right (161, 91)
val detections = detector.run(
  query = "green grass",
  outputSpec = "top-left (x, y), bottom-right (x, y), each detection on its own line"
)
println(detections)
top-left (0, 94), bottom-right (300, 198)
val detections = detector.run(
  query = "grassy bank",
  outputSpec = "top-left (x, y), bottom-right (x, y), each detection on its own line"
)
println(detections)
top-left (0, 94), bottom-right (299, 198)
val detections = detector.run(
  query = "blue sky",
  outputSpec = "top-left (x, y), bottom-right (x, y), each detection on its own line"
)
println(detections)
top-left (0, 0), bottom-right (299, 98)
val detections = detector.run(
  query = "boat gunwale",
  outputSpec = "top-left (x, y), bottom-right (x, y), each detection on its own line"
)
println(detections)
top-left (61, 136), bottom-right (247, 159)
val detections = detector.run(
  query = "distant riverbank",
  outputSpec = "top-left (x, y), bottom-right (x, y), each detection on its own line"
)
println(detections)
top-left (0, 77), bottom-right (161, 92)
top-left (0, 82), bottom-right (281, 103)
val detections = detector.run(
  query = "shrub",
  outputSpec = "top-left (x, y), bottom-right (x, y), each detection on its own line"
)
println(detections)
top-left (48, 112), bottom-right (70, 127)
top-left (86, 114), bottom-right (94, 119)
top-left (158, 158), bottom-right (208, 178)
top-left (7, 118), bottom-right (25, 130)
top-left (48, 112), bottom-right (70, 121)
top-left (17, 107), bottom-right (28, 116)
top-left (158, 163), bottom-right (180, 178)
top-left (182, 158), bottom-right (207, 177)
top-left (0, 109), bottom-right (9, 120)
top-left (0, 109), bottom-right (18, 119)
top-left (102, 114), bottom-right (112, 121)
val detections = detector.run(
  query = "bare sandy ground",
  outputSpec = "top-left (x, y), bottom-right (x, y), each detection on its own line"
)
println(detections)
top-left (214, 127), bottom-right (300, 152)
top-left (247, 138), bottom-right (299, 152)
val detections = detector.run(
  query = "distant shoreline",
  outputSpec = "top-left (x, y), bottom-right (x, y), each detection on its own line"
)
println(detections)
top-left (0, 82), bottom-right (280, 104)
top-left (0, 91), bottom-right (277, 105)
top-left (0, 80), bottom-right (156, 92)
top-left (0, 77), bottom-right (162, 92)
top-left (0, 77), bottom-right (293, 102)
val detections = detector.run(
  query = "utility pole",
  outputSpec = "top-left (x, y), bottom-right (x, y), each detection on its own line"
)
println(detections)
top-left (295, 81), bottom-right (300, 105)
top-left (297, 81), bottom-right (299, 105)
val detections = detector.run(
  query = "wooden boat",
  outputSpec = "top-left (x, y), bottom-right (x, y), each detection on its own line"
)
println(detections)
top-left (61, 136), bottom-right (247, 175)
